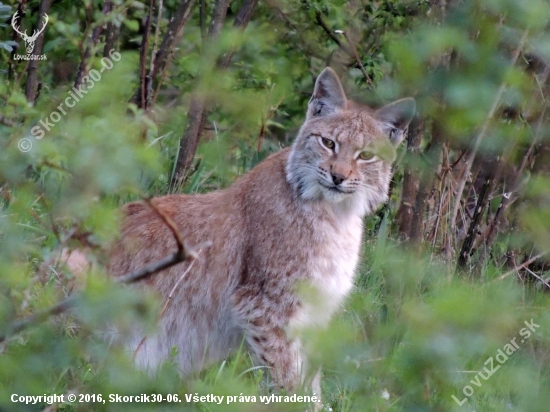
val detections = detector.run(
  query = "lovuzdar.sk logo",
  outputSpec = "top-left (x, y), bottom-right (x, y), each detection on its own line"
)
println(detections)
top-left (11, 11), bottom-right (48, 61)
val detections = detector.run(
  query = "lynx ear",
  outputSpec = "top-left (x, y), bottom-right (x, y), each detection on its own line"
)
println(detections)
top-left (307, 67), bottom-right (347, 119)
top-left (375, 97), bottom-right (416, 145)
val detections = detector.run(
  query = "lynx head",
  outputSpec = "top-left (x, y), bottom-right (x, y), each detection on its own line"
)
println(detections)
top-left (286, 67), bottom-right (415, 217)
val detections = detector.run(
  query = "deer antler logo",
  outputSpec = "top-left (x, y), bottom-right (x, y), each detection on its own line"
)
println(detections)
top-left (11, 11), bottom-right (49, 55)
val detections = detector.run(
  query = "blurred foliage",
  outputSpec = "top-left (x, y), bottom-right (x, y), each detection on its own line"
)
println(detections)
top-left (1, 0), bottom-right (550, 411)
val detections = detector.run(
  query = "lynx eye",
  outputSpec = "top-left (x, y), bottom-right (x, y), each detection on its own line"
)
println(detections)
top-left (359, 151), bottom-right (376, 162)
top-left (320, 138), bottom-right (335, 150)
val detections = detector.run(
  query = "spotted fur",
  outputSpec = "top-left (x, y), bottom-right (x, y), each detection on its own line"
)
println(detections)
top-left (109, 67), bottom-right (415, 400)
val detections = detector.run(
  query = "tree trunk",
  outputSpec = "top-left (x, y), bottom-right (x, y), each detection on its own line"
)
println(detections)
top-left (396, 117), bottom-right (424, 239)
top-left (131, 0), bottom-right (196, 107)
top-left (171, 0), bottom-right (259, 186)
top-left (74, 0), bottom-right (113, 88)
top-left (409, 120), bottom-right (443, 245)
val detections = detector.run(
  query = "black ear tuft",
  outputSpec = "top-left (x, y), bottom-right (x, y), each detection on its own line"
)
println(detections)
top-left (374, 97), bottom-right (416, 145)
top-left (307, 67), bottom-right (347, 119)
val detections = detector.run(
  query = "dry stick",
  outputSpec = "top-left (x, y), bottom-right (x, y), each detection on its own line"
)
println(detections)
top-left (494, 251), bottom-right (550, 282)
top-left (523, 267), bottom-right (550, 290)
top-left (456, 157), bottom-right (497, 268)
top-left (410, 121), bottom-right (443, 244)
top-left (24, 0), bottom-right (52, 103)
top-left (340, 30), bottom-right (373, 87)
top-left (449, 29), bottom-right (529, 234)
top-left (396, 117), bottom-right (423, 239)
top-left (0, 245), bottom-right (203, 345)
top-left (141, 196), bottom-right (187, 257)
top-left (429, 144), bottom-right (450, 246)
top-left (130, 0), bottom-right (196, 106)
top-left (146, 0), bottom-right (164, 110)
top-left (0, 296), bottom-right (76, 344)
top-left (314, 12), bottom-right (373, 86)
top-left (0, 198), bottom-right (207, 344)
top-left (138, 0), bottom-right (155, 110)
top-left (133, 252), bottom-right (200, 359)
top-left (314, 11), bottom-right (352, 55)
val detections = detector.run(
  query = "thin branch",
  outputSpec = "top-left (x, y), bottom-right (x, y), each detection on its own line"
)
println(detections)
top-left (524, 266), bottom-right (550, 290)
top-left (0, 197), bottom-right (211, 343)
top-left (339, 30), bottom-right (373, 87)
top-left (396, 117), bottom-right (423, 239)
top-left (131, 0), bottom-right (196, 107)
top-left (146, 0), bottom-right (164, 110)
top-left (314, 12), bottom-right (373, 86)
top-left (493, 251), bottom-right (549, 282)
top-left (0, 295), bottom-right (76, 344)
top-left (133, 252), bottom-right (200, 359)
top-left (314, 11), bottom-right (351, 54)
top-left (151, 2), bottom-right (194, 108)
top-left (456, 158), bottom-right (496, 268)
top-left (139, 0), bottom-right (154, 109)
top-left (142, 196), bottom-right (187, 257)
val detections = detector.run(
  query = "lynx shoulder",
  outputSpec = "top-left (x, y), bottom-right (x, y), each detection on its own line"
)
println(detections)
top-left (109, 67), bottom-right (415, 394)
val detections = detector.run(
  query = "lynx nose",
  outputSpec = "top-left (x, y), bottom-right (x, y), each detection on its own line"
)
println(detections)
top-left (331, 172), bottom-right (346, 185)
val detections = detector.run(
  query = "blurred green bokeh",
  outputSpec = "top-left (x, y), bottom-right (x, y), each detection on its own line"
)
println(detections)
top-left (1, 0), bottom-right (550, 411)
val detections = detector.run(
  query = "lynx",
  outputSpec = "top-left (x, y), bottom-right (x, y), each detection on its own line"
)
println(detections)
top-left (109, 67), bottom-right (415, 399)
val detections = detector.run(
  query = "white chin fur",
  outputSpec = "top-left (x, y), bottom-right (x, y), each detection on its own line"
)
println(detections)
top-left (320, 186), bottom-right (349, 203)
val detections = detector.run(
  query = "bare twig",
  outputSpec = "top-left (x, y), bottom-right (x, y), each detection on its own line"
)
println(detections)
top-left (396, 117), bottom-right (423, 239)
top-left (151, 2), bottom-right (194, 108)
top-left (0, 296), bottom-right (76, 344)
top-left (313, 12), bottom-right (373, 86)
top-left (138, 0), bottom-right (155, 110)
top-left (456, 160), bottom-right (496, 269)
top-left (133, 251), bottom-right (201, 359)
top-left (142, 196), bottom-right (188, 256)
top-left (314, 11), bottom-right (351, 54)
top-left (524, 266), bottom-right (550, 290)
top-left (131, 0), bottom-right (196, 107)
top-left (0, 197), bottom-right (211, 343)
top-left (146, 0), bottom-right (164, 110)
top-left (339, 30), bottom-right (373, 87)
top-left (493, 251), bottom-right (549, 282)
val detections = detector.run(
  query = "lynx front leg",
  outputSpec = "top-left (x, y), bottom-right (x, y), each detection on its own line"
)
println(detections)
top-left (244, 322), bottom-right (322, 411)
top-left (245, 322), bottom-right (304, 390)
